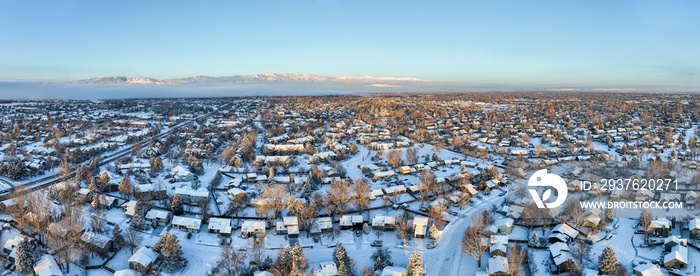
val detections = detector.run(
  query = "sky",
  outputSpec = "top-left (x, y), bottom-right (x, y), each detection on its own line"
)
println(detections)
top-left (0, 0), bottom-right (699, 89)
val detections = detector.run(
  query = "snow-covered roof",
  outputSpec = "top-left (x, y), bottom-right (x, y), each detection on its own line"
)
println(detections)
top-left (648, 218), bottom-right (671, 231)
top-left (552, 223), bottom-right (578, 239)
top-left (241, 220), bottom-right (266, 233)
top-left (689, 218), bottom-right (700, 231)
top-left (113, 269), bottom-right (138, 276)
top-left (81, 231), bottom-right (111, 248)
top-left (145, 209), bottom-right (171, 220)
top-left (34, 254), bottom-right (63, 276)
top-left (128, 247), bottom-right (158, 267)
top-left (664, 245), bottom-right (687, 265)
top-left (171, 216), bottom-right (202, 230)
top-left (174, 187), bottom-right (209, 198)
top-left (380, 266), bottom-right (405, 276)
top-left (171, 165), bottom-right (193, 176)
top-left (413, 217), bottom-right (429, 227)
top-left (315, 262), bottom-right (338, 276)
top-left (488, 256), bottom-right (508, 274)
top-left (633, 263), bottom-right (663, 276)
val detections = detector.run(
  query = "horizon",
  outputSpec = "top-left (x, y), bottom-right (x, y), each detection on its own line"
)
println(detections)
top-left (1, 0), bottom-right (699, 92)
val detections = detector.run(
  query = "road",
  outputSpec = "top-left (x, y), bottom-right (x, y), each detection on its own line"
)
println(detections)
top-left (422, 193), bottom-right (506, 275)
top-left (0, 114), bottom-right (208, 200)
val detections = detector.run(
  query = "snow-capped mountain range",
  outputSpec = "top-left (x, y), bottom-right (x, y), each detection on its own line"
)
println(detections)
top-left (68, 72), bottom-right (431, 86)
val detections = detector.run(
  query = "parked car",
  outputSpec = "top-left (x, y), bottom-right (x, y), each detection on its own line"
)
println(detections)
top-left (371, 240), bottom-right (383, 247)
top-left (419, 206), bottom-right (429, 212)
top-left (427, 240), bottom-right (438, 249)
top-left (187, 233), bottom-right (193, 239)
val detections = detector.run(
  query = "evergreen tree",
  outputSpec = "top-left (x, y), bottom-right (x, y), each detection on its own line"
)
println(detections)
top-left (598, 246), bottom-right (618, 275)
top-left (153, 231), bottom-right (187, 271)
top-left (272, 245), bottom-right (292, 275)
top-left (171, 194), bottom-right (184, 215)
top-left (112, 224), bottom-right (125, 250)
top-left (290, 243), bottom-right (309, 276)
top-left (14, 238), bottom-right (38, 274)
top-left (371, 247), bottom-right (392, 271)
top-left (406, 250), bottom-right (424, 276)
top-left (334, 244), bottom-right (356, 276)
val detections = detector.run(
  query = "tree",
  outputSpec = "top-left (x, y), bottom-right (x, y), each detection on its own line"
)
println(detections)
top-left (387, 150), bottom-right (402, 168)
top-left (290, 243), bottom-right (309, 276)
top-left (248, 236), bottom-right (268, 270)
top-left (14, 238), bottom-right (39, 274)
top-left (640, 208), bottom-right (652, 241)
top-left (271, 245), bottom-right (292, 275)
top-left (150, 156), bottom-right (164, 172)
top-left (119, 176), bottom-right (132, 198)
top-left (371, 247), bottom-right (392, 271)
top-left (507, 245), bottom-right (526, 276)
top-left (598, 246), bottom-right (618, 275)
top-left (260, 184), bottom-right (289, 220)
top-left (461, 215), bottom-right (488, 268)
top-left (123, 227), bottom-right (143, 254)
top-left (429, 224), bottom-right (440, 239)
top-left (395, 213), bottom-right (413, 245)
top-left (329, 179), bottom-right (352, 218)
top-left (334, 244), bottom-right (356, 276)
top-left (171, 194), bottom-right (184, 215)
top-left (153, 231), bottom-right (187, 271)
top-left (112, 224), bottom-right (125, 250)
top-left (48, 201), bottom-right (84, 273)
top-left (405, 147), bottom-right (418, 164)
top-left (352, 178), bottom-right (371, 216)
top-left (604, 208), bottom-right (615, 222)
top-left (217, 243), bottom-right (246, 276)
top-left (405, 250), bottom-right (424, 276)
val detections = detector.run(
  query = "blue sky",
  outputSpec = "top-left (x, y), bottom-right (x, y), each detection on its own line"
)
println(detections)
top-left (1, 0), bottom-right (699, 88)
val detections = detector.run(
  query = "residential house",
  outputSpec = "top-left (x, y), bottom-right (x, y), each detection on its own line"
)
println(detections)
top-left (33, 254), bottom-right (63, 276)
top-left (314, 261), bottom-right (338, 276)
top-left (134, 184), bottom-right (168, 200)
top-left (633, 263), bottom-right (663, 276)
top-left (145, 210), bottom-right (172, 227)
top-left (128, 247), bottom-right (159, 271)
top-left (549, 242), bottom-right (574, 272)
top-left (80, 231), bottom-right (112, 254)
top-left (690, 218), bottom-right (700, 239)
top-left (208, 218), bottom-right (233, 237)
top-left (171, 216), bottom-right (202, 233)
top-left (174, 188), bottom-right (209, 205)
top-left (310, 217), bottom-right (333, 236)
top-left (663, 245), bottom-right (687, 269)
top-left (413, 217), bottom-right (429, 238)
top-left (241, 220), bottom-right (266, 237)
top-left (372, 215), bottom-right (396, 231)
top-left (170, 166), bottom-right (195, 182)
top-left (648, 219), bottom-right (671, 237)
top-left (340, 215), bottom-right (363, 230)
top-left (487, 256), bottom-right (509, 276)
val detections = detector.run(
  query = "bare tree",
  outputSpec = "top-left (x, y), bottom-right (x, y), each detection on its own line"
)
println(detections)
top-left (48, 202), bottom-right (84, 273)
top-left (387, 150), bottom-right (402, 168)
top-left (123, 227), bottom-right (143, 254)
top-left (461, 215), bottom-right (488, 268)
top-left (217, 243), bottom-right (247, 275)
top-left (329, 179), bottom-right (352, 217)
top-left (507, 245), bottom-right (526, 276)
top-left (259, 184), bottom-right (289, 220)
top-left (352, 178), bottom-right (371, 216)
